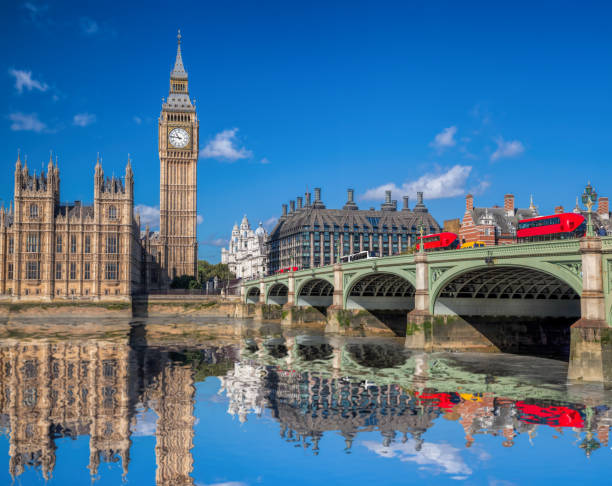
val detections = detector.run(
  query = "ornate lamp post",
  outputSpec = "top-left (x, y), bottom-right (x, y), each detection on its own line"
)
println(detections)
top-left (418, 224), bottom-right (425, 254)
top-left (581, 182), bottom-right (598, 237)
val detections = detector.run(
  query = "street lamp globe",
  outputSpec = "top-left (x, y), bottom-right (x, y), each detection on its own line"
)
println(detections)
top-left (582, 182), bottom-right (598, 237)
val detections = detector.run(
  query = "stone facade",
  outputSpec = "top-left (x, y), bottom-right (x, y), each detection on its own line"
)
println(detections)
top-left (0, 155), bottom-right (140, 301)
top-left (143, 31), bottom-right (199, 289)
top-left (459, 193), bottom-right (538, 246)
top-left (266, 188), bottom-right (441, 274)
top-left (221, 215), bottom-right (267, 280)
top-left (0, 32), bottom-right (200, 300)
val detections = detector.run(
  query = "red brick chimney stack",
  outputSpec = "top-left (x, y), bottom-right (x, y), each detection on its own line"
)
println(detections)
top-left (504, 194), bottom-right (514, 216)
top-left (598, 197), bottom-right (609, 220)
top-left (466, 194), bottom-right (474, 211)
top-left (554, 205), bottom-right (564, 214)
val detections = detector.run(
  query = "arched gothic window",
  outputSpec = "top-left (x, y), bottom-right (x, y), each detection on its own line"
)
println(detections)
top-left (29, 204), bottom-right (38, 218)
top-left (108, 206), bottom-right (117, 220)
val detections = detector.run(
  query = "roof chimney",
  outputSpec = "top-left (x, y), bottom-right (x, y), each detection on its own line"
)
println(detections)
top-left (554, 205), bottom-right (564, 214)
top-left (343, 188), bottom-right (358, 210)
top-left (282, 204), bottom-right (287, 218)
top-left (402, 196), bottom-right (410, 211)
top-left (504, 194), bottom-right (515, 217)
top-left (297, 196), bottom-right (303, 209)
top-left (598, 196), bottom-right (609, 220)
top-left (312, 187), bottom-right (326, 209)
top-left (413, 192), bottom-right (428, 213)
top-left (466, 194), bottom-right (474, 211)
top-left (381, 190), bottom-right (395, 211)
top-left (289, 200), bottom-right (295, 213)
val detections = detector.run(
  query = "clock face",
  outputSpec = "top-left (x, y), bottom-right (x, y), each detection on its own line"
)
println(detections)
top-left (168, 127), bottom-right (190, 148)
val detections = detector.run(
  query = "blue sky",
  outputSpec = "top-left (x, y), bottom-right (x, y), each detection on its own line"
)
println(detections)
top-left (1, 1), bottom-right (611, 261)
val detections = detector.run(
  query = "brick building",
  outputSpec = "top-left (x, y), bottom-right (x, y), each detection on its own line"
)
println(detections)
top-left (459, 193), bottom-right (538, 246)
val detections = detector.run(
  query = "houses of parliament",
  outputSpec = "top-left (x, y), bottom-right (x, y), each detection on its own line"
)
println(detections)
top-left (0, 32), bottom-right (199, 301)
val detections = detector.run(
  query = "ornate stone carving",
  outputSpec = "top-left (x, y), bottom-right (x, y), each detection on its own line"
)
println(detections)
top-left (343, 272), bottom-right (355, 288)
top-left (555, 262), bottom-right (582, 279)
top-left (430, 267), bottom-right (451, 283)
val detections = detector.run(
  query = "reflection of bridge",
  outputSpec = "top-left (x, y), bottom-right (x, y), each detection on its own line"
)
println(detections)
top-left (242, 237), bottom-right (612, 381)
top-left (221, 338), bottom-right (612, 459)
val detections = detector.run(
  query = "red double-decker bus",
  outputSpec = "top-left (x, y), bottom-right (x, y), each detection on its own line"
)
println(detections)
top-left (416, 232), bottom-right (459, 252)
top-left (516, 213), bottom-right (585, 243)
top-left (277, 266), bottom-right (299, 274)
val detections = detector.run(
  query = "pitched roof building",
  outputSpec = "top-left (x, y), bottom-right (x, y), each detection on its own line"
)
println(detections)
top-left (266, 188), bottom-right (441, 274)
top-left (459, 193), bottom-right (539, 246)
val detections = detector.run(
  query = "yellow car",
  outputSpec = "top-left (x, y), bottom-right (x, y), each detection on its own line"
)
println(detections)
top-left (460, 241), bottom-right (486, 249)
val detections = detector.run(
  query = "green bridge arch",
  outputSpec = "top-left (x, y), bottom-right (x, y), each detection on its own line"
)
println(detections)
top-left (428, 260), bottom-right (583, 315)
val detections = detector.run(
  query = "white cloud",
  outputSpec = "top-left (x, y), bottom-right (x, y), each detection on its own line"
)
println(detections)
top-left (8, 112), bottom-right (47, 132)
top-left (200, 128), bottom-right (252, 162)
top-left (134, 204), bottom-right (160, 228)
top-left (260, 157), bottom-right (270, 164)
top-left (263, 217), bottom-right (278, 230)
top-left (469, 180), bottom-right (491, 195)
top-left (8, 69), bottom-right (48, 93)
top-left (202, 237), bottom-right (228, 247)
top-left (131, 409), bottom-right (157, 436)
top-left (73, 113), bottom-right (96, 127)
top-left (361, 165), bottom-right (474, 201)
top-left (79, 17), bottom-right (99, 35)
top-left (197, 214), bottom-right (204, 224)
top-left (361, 439), bottom-right (471, 476)
top-left (23, 2), bottom-right (49, 22)
top-left (491, 137), bottom-right (524, 161)
top-left (430, 126), bottom-right (457, 150)
top-left (133, 116), bottom-right (142, 125)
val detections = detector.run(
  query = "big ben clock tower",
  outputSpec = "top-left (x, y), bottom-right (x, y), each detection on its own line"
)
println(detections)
top-left (159, 30), bottom-right (199, 282)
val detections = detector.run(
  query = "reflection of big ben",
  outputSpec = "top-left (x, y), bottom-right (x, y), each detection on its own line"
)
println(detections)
top-left (159, 30), bottom-right (199, 282)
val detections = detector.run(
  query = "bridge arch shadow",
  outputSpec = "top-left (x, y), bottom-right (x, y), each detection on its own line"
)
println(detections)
top-left (345, 272), bottom-right (416, 336)
top-left (246, 287), bottom-right (260, 304)
top-left (431, 265), bottom-right (580, 360)
top-left (296, 279), bottom-right (334, 314)
top-left (267, 283), bottom-right (289, 306)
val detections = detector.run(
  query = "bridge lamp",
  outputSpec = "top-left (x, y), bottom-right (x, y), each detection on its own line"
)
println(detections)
top-left (581, 182), bottom-right (598, 237)
top-left (417, 224), bottom-right (425, 254)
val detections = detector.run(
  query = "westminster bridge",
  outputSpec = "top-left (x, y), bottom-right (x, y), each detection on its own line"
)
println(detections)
top-left (242, 236), bottom-right (612, 382)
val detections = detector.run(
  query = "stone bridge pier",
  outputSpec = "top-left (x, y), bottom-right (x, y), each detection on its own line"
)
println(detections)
top-left (567, 237), bottom-right (611, 382)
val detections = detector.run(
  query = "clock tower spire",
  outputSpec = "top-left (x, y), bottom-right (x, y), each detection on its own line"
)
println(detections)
top-left (158, 30), bottom-right (199, 284)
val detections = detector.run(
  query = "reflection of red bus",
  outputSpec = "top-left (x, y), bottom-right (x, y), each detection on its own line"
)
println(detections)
top-left (277, 266), bottom-right (299, 274)
top-left (517, 213), bottom-right (585, 243)
top-left (516, 401), bottom-right (584, 428)
top-left (416, 232), bottom-right (459, 252)
top-left (415, 391), bottom-right (461, 410)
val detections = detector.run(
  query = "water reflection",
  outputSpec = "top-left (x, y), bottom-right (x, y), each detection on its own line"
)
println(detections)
top-left (0, 323), bottom-right (610, 484)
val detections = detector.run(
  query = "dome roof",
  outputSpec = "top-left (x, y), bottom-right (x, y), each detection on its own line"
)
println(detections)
top-left (255, 221), bottom-right (266, 236)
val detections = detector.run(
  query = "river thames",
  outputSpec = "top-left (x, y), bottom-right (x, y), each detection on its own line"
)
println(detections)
top-left (0, 318), bottom-right (610, 485)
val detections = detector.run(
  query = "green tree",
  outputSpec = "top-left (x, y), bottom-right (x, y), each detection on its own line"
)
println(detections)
top-left (170, 275), bottom-right (201, 289)
top-left (197, 260), bottom-right (235, 283)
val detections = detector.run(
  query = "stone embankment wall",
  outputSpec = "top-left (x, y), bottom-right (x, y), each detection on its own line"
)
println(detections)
top-left (0, 301), bottom-right (133, 318)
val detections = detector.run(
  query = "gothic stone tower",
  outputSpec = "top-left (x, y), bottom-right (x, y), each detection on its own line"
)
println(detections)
top-left (159, 31), bottom-right (199, 282)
